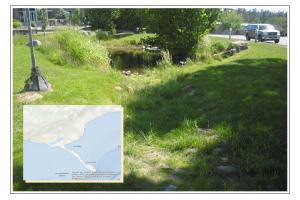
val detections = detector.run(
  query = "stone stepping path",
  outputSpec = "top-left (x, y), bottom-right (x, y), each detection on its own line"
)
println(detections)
top-left (211, 140), bottom-right (239, 176)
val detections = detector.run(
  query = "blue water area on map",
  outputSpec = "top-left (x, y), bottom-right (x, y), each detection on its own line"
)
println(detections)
top-left (24, 140), bottom-right (87, 180)
top-left (24, 111), bottom-right (122, 181)
top-left (66, 111), bottom-right (121, 170)
top-left (96, 147), bottom-right (121, 180)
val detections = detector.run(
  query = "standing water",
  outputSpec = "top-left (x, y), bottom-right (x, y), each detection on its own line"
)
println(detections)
top-left (108, 47), bottom-right (162, 72)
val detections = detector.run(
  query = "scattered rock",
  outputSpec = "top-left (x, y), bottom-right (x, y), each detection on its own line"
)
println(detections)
top-left (212, 147), bottom-right (224, 155)
top-left (174, 168), bottom-right (194, 176)
top-left (185, 148), bottom-right (197, 154)
top-left (188, 89), bottom-right (196, 96)
top-left (216, 165), bottom-right (237, 174)
top-left (160, 163), bottom-right (172, 170)
top-left (220, 139), bottom-right (229, 146)
top-left (122, 70), bottom-right (132, 76)
top-left (114, 86), bottom-right (122, 91)
top-left (27, 40), bottom-right (41, 47)
top-left (170, 173), bottom-right (181, 182)
top-left (80, 30), bottom-right (89, 36)
top-left (16, 92), bottom-right (43, 103)
top-left (197, 128), bottom-right (211, 134)
top-left (164, 184), bottom-right (177, 191)
top-left (232, 41), bottom-right (249, 51)
top-left (224, 48), bottom-right (236, 57)
top-left (179, 61), bottom-right (186, 66)
top-left (220, 157), bottom-right (229, 162)
top-left (207, 134), bottom-right (220, 142)
top-left (145, 46), bottom-right (159, 52)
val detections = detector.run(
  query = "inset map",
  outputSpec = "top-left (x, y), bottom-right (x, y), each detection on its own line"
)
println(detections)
top-left (23, 105), bottom-right (123, 183)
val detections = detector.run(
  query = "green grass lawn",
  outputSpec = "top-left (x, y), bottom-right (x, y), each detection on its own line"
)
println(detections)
top-left (13, 33), bottom-right (287, 191)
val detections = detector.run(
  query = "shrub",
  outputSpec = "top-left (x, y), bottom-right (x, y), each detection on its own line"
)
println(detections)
top-left (147, 9), bottom-right (220, 61)
top-left (31, 21), bottom-right (36, 27)
top-left (140, 35), bottom-right (160, 46)
top-left (37, 29), bottom-right (110, 68)
top-left (13, 19), bottom-right (22, 28)
top-left (38, 9), bottom-right (48, 33)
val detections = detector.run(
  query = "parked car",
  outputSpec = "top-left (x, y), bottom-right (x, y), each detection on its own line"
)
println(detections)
top-left (245, 24), bottom-right (280, 43)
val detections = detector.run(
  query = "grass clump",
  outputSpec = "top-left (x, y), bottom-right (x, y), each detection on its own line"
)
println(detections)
top-left (157, 50), bottom-right (172, 67)
top-left (96, 29), bottom-right (113, 41)
top-left (13, 19), bottom-right (22, 28)
top-left (104, 33), bottom-right (155, 47)
top-left (37, 29), bottom-right (110, 69)
top-left (195, 36), bottom-right (237, 63)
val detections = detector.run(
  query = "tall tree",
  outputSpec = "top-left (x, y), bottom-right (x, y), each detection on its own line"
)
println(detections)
top-left (38, 8), bottom-right (48, 35)
top-left (70, 8), bottom-right (81, 26)
top-left (219, 10), bottom-right (242, 30)
top-left (85, 9), bottom-right (120, 32)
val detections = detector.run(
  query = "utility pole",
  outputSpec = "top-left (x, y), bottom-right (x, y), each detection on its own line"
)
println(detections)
top-left (27, 9), bottom-right (36, 70)
top-left (23, 8), bottom-right (51, 92)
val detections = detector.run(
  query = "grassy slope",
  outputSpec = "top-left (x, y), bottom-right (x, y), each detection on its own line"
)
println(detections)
top-left (13, 35), bottom-right (287, 191)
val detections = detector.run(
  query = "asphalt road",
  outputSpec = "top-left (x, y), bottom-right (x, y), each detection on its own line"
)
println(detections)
top-left (210, 34), bottom-right (288, 46)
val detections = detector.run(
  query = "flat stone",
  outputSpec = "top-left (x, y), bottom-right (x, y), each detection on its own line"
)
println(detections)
top-left (114, 86), bottom-right (122, 91)
top-left (212, 147), bottom-right (224, 155)
top-left (179, 61), bottom-right (186, 66)
top-left (174, 168), bottom-right (194, 176)
top-left (27, 40), bottom-right (41, 47)
top-left (16, 92), bottom-right (43, 103)
top-left (185, 148), bottom-right (197, 154)
top-left (220, 139), bottom-right (229, 146)
top-left (188, 89), bottom-right (196, 96)
top-left (164, 184), bottom-right (177, 191)
top-left (216, 165), bottom-right (237, 174)
top-left (232, 41), bottom-right (249, 50)
top-left (160, 163), bottom-right (172, 170)
top-left (224, 48), bottom-right (236, 56)
top-left (122, 70), bottom-right (131, 76)
top-left (170, 174), bottom-right (181, 182)
top-left (197, 128), bottom-right (211, 134)
top-left (80, 30), bottom-right (89, 36)
top-left (220, 157), bottom-right (229, 162)
top-left (207, 134), bottom-right (220, 142)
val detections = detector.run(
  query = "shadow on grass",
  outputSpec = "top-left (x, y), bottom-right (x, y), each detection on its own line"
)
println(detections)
top-left (13, 58), bottom-right (287, 191)
top-left (125, 58), bottom-right (287, 190)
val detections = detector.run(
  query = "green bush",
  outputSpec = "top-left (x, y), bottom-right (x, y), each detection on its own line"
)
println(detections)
top-left (13, 19), bottom-right (22, 28)
top-left (37, 29), bottom-right (110, 68)
top-left (31, 21), bottom-right (36, 27)
top-left (147, 9), bottom-right (220, 61)
top-left (140, 35), bottom-right (160, 46)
